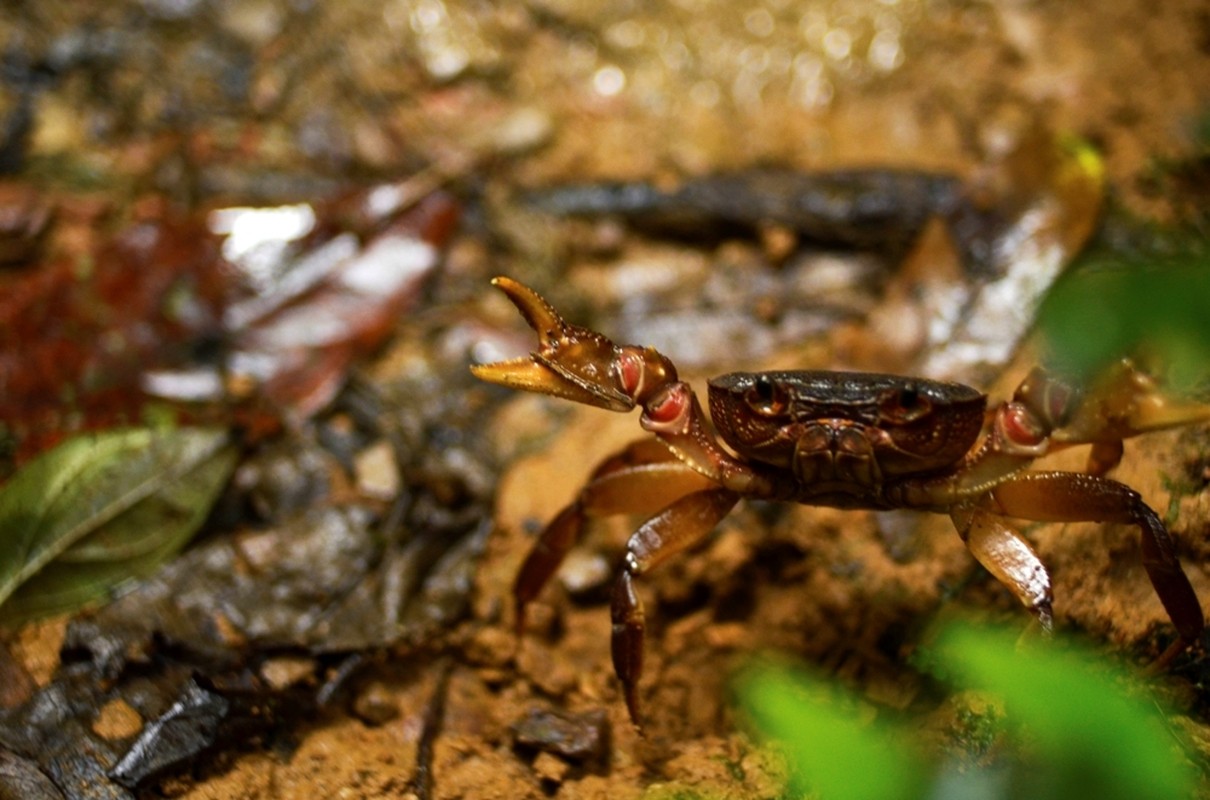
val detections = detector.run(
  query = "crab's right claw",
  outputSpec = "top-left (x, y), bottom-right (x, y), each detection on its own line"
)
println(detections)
top-left (470, 276), bottom-right (637, 412)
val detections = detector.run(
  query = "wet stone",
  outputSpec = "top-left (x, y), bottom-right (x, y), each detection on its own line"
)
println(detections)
top-left (351, 682), bottom-right (400, 727)
top-left (0, 747), bottom-right (65, 800)
top-left (108, 678), bottom-right (229, 790)
top-left (511, 707), bottom-right (610, 764)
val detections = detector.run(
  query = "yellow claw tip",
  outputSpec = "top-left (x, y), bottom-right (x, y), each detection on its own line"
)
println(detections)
top-left (469, 356), bottom-right (537, 385)
top-left (488, 276), bottom-right (567, 346)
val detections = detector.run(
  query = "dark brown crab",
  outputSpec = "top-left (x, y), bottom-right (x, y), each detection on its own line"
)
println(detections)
top-left (472, 276), bottom-right (1210, 727)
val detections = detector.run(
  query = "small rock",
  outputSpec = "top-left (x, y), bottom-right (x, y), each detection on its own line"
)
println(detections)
top-left (558, 550), bottom-right (612, 599)
top-left (0, 747), bottom-right (64, 800)
top-left (511, 707), bottom-right (610, 763)
top-left (486, 107), bottom-right (554, 157)
top-left (354, 440), bottom-right (401, 501)
top-left (259, 656), bottom-right (317, 691)
top-left (532, 751), bottom-right (570, 784)
top-left (92, 698), bottom-right (143, 740)
top-left (352, 681), bottom-right (400, 726)
top-left (519, 648), bottom-right (577, 697)
top-left (466, 626), bottom-right (515, 669)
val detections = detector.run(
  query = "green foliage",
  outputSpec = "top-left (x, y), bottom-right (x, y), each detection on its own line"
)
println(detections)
top-left (735, 622), bottom-right (1198, 800)
top-left (1036, 248), bottom-right (1210, 390)
top-left (740, 662), bottom-right (925, 799)
top-left (0, 427), bottom-right (237, 625)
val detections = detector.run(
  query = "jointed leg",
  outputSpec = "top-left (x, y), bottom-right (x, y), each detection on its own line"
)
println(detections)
top-left (951, 505), bottom-right (1054, 631)
top-left (979, 471), bottom-right (1205, 654)
top-left (513, 439), bottom-right (717, 635)
top-left (611, 487), bottom-right (739, 728)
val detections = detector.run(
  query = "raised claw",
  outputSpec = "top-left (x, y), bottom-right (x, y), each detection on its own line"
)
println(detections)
top-left (471, 276), bottom-right (638, 411)
top-left (1052, 358), bottom-right (1210, 445)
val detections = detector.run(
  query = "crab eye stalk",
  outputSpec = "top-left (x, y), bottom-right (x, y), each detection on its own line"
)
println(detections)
top-left (881, 382), bottom-right (933, 423)
top-left (745, 374), bottom-right (788, 416)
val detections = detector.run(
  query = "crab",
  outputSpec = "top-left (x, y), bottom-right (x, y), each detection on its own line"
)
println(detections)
top-left (472, 276), bottom-right (1209, 727)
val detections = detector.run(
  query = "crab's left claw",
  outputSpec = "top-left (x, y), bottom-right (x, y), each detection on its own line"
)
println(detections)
top-left (1014, 359), bottom-right (1210, 475)
top-left (471, 276), bottom-right (640, 412)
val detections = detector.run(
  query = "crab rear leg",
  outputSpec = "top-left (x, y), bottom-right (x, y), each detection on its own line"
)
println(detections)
top-left (611, 487), bottom-right (740, 728)
top-left (978, 470), bottom-right (1205, 657)
top-left (513, 439), bottom-right (718, 636)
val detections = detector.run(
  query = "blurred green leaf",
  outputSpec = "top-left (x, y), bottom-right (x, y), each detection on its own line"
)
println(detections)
top-left (737, 623), bottom-right (1198, 800)
top-left (737, 661), bottom-right (927, 800)
top-left (1037, 250), bottom-right (1210, 390)
top-left (0, 427), bottom-right (236, 624)
top-left (925, 624), bottom-right (1197, 800)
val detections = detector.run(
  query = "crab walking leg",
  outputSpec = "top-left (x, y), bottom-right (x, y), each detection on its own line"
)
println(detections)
top-left (513, 439), bottom-right (719, 635)
top-left (981, 471), bottom-right (1205, 649)
top-left (951, 506), bottom-right (1054, 631)
top-left (611, 488), bottom-right (740, 728)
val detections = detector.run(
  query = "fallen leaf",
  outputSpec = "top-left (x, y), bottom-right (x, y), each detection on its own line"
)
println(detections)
top-left (0, 427), bottom-right (236, 625)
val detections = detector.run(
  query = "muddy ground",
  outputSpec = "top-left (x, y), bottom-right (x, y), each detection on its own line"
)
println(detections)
top-left (4, 0), bottom-right (1210, 798)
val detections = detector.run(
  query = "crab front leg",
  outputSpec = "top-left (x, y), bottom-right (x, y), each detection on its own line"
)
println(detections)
top-left (612, 487), bottom-right (740, 727)
top-left (511, 440), bottom-right (739, 728)
top-left (902, 362), bottom-right (1207, 501)
top-left (901, 368), bottom-right (1205, 654)
top-left (512, 438), bottom-right (717, 636)
top-left (473, 278), bottom-right (785, 725)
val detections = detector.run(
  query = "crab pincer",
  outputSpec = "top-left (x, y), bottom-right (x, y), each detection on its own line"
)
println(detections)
top-left (470, 276), bottom-right (641, 412)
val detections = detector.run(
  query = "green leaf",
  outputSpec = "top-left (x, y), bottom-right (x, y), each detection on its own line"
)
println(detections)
top-left (925, 623), bottom-right (1197, 800)
top-left (736, 661), bottom-right (927, 800)
top-left (0, 427), bottom-right (237, 624)
top-left (1037, 250), bottom-right (1210, 390)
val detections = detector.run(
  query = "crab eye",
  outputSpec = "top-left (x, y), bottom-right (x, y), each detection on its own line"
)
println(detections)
top-left (745, 374), bottom-right (787, 416)
top-left (881, 383), bottom-right (932, 423)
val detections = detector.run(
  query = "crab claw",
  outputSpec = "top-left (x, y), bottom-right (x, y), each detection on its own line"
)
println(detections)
top-left (470, 276), bottom-right (638, 412)
top-left (1052, 359), bottom-right (1210, 444)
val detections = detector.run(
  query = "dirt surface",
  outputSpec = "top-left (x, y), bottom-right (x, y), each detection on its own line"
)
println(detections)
top-left (4, 1), bottom-right (1210, 798)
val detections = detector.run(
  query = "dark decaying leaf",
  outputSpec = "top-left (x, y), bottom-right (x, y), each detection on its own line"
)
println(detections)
top-left (0, 746), bottom-right (65, 800)
top-left (0, 427), bottom-right (236, 625)
top-left (107, 677), bottom-right (229, 790)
